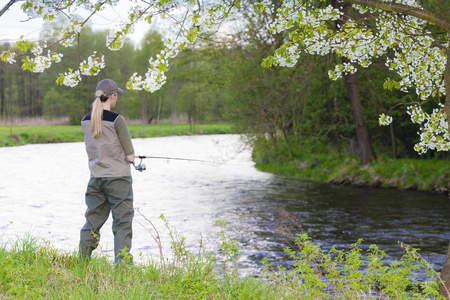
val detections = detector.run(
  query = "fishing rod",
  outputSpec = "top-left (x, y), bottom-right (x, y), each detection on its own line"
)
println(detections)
top-left (134, 155), bottom-right (220, 172)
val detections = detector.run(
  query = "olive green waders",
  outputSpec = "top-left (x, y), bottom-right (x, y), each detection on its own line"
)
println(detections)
top-left (79, 176), bottom-right (134, 264)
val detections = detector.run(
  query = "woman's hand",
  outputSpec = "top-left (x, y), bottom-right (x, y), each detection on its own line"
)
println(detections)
top-left (127, 154), bottom-right (136, 165)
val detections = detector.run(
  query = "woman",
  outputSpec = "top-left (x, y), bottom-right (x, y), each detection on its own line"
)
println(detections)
top-left (80, 78), bottom-right (135, 264)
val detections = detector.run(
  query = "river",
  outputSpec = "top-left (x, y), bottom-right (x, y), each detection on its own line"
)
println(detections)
top-left (0, 134), bottom-right (449, 279)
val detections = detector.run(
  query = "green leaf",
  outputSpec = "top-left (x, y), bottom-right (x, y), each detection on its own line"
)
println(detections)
top-left (0, 50), bottom-right (10, 62)
top-left (254, 2), bottom-right (265, 13)
top-left (21, 56), bottom-right (35, 72)
top-left (187, 28), bottom-right (198, 43)
top-left (158, 63), bottom-right (166, 72)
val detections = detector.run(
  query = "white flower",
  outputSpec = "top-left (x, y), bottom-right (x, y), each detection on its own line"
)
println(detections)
top-left (62, 70), bottom-right (81, 88)
top-left (378, 113), bottom-right (393, 126)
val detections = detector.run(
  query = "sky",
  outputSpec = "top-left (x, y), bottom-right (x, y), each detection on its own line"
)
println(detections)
top-left (0, 0), bottom-right (166, 46)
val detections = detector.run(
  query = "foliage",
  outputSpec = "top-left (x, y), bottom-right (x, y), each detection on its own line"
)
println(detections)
top-left (0, 26), bottom-right (229, 125)
top-left (1, 0), bottom-right (238, 94)
top-left (2, 0), bottom-right (450, 156)
top-left (0, 3), bottom-right (433, 158)
top-left (0, 217), bottom-right (446, 299)
top-left (252, 135), bottom-right (450, 193)
top-left (260, 0), bottom-right (450, 154)
top-left (0, 223), bottom-right (277, 299)
top-left (262, 232), bottom-right (444, 299)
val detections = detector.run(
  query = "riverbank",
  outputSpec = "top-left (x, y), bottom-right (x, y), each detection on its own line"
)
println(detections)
top-left (0, 232), bottom-right (279, 299)
top-left (1, 226), bottom-right (444, 299)
top-left (2, 125), bottom-right (450, 195)
top-left (252, 138), bottom-right (450, 195)
top-left (0, 123), bottom-right (234, 147)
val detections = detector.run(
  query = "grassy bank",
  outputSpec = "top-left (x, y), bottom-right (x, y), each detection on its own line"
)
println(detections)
top-left (253, 138), bottom-right (450, 195)
top-left (3, 124), bottom-right (449, 193)
top-left (0, 237), bottom-right (277, 299)
top-left (1, 220), bottom-right (445, 299)
top-left (0, 123), bottom-right (234, 147)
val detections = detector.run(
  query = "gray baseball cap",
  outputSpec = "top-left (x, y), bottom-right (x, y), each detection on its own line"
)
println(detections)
top-left (96, 79), bottom-right (124, 95)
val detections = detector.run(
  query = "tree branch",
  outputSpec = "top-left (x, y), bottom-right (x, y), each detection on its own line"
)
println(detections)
top-left (0, 0), bottom-right (18, 18)
top-left (344, 0), bottom-right (450, 32)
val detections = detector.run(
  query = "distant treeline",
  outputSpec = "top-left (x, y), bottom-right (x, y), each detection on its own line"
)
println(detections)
top-left (0, 26), bottom-right (227, 126)
top-left (0, 17), bottom-right (438, 160)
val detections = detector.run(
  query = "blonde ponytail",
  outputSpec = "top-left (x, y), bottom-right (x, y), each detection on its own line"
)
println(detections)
top-left (91, 90), bottom-right (105, 138)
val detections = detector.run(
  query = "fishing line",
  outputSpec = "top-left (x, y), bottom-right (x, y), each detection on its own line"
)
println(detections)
top-left (134, 155), bottom-right (221, 172)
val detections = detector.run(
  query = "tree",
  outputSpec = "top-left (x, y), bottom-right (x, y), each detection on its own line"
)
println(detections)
top-left (258, 0), bottom-right (450, 295)
top-left (334, 0), bottom-right (377, 165)
top-left (259, 0), bottom-right (449, 154)
top-left (132, 30), bottom-right (165, 126)
top-left (2, 1), bottom-right (449, 152)
top-left (43, 87), bottom-right (61, 119)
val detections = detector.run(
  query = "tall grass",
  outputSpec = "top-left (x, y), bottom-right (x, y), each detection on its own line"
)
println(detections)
top-left (0, 217), bottom-right (278, 299)
top-left (0, 213), bottom-right (445, 299)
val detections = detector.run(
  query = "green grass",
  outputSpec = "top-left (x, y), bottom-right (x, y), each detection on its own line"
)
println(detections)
top-left (0, 217), bottom-right (280, 299)
top-left (0, 217), bottom-right (446, 299)
top-left (0, 235), bottom-right (278, 299)
top-left (253, 137), bottom-right (450, 194)
top-left (0, 123), bottom-right (235, 147)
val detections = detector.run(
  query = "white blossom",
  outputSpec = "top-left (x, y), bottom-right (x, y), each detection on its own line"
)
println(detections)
top-left (127, 2), bottom-right (235, 93)
top-left (8, 0), bottom-right (450, 155)
top-left (407, 105), bottom-right (426, 124)
top-left (2, 52), bottom-right (16, 64)
top-left (62, 70), bottom-right (81, 88)
top-left (106, 29), bottom-right (125, 51)
top-left (260, 0), bottom-right (449, 153)
top-left (378, 113), bottom-right (393, 126)
top-left (79, 53), bottom-right (105, 76)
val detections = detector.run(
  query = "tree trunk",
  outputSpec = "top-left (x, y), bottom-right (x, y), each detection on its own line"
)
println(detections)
top-left (389, 123), bottom-right (396, 158)
top-left (440, 242), bottom-right (450, 298)
top-left (331, 0), bottom-right (376, 166)
top-left (439, 47), bottom-right (450, 299)
top-left (140, 91), bottom-right (148, 133)
top-left (343, 57), bottom-right (377, 165)
top-left (157, 96), bottom-right (162, 123)
top-left (17, 72), bottom-right (26, 116)
top-left (0, 65), bottom-right (4, 118)
top-left (7, 68), bottom-right (12, 120)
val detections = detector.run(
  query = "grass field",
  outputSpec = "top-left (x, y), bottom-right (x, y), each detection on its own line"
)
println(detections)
top-left (0, 123), bottom-right (235, 147)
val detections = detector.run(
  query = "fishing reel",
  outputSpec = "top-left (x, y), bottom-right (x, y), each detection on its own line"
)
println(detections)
top-left (134, 157), bottom-right (146, 172)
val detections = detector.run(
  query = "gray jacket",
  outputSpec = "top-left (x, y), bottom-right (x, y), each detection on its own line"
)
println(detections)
top-left (81, 110), bottom-right (134, 178)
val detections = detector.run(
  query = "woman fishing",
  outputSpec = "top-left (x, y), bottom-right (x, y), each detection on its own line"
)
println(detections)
top-left (79, 78), bottom-right (135, 264)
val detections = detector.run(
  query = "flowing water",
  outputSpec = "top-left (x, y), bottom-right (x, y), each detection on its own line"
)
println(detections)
top-left (0, 134), bottom-right (449, 279)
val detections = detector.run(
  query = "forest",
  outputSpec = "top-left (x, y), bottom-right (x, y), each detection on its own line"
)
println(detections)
top-left (0, 6), bottom-right (442, 163)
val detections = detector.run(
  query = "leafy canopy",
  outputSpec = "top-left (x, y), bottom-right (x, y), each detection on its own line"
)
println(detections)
top-left (2, 0), bottom-right (450, 153)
